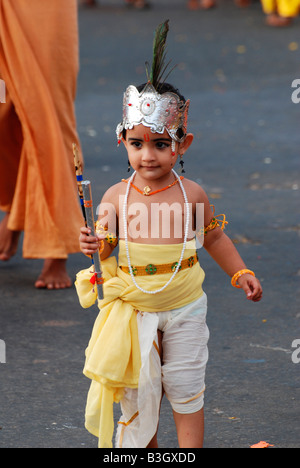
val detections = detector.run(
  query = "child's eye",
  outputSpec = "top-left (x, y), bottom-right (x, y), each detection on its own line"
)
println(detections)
top-left (156, 142), bottom-right (170, 149)
top-left (131, 141), bottom-right (142, 149)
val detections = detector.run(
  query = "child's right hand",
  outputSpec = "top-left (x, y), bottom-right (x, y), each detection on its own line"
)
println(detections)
top-left (79, 226), bottom-right (103, 257)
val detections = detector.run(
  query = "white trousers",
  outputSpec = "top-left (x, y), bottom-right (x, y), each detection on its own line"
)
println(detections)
top-left (115, 294), bottom-right (209, 448)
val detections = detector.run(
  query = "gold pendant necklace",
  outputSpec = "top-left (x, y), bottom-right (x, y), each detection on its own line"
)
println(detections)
top-left (143, 185), bottom-right (152, 196)
top-left (122, 177), bottom-right (184, 196)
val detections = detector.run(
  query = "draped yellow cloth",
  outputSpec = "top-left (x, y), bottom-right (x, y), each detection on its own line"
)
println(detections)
top-left (0, 0), bottom-right (83, 258)
top-left (75, 240), bottom-right (205, 448)
top-left (261, 0), bottom-right (300, 16)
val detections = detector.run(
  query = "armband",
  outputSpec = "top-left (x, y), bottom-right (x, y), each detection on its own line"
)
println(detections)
top-left (95, 221), bottom-right (118, 248)
top-left (200, 205), bottom-right (228, 236)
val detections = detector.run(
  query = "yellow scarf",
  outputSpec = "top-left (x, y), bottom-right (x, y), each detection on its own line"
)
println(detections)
top-left (75, 239), bottom-right (205, 448)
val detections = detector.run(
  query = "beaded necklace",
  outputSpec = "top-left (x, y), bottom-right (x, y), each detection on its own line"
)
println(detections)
top-left (123, 169), bottom-right (190, 295)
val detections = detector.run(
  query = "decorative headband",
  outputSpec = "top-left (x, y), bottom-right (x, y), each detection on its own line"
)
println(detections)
top-left (116, 20), bottom-right (190, 144)
top-left (116, 83), bottom-right (190, 143)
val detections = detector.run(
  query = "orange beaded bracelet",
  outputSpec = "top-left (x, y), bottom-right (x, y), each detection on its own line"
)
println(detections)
top-left (231, 269), bottom-right (255, 288)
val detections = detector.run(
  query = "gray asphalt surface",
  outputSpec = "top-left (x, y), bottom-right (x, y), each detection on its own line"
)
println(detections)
top-left (0, 0), bottom-right (299, 448)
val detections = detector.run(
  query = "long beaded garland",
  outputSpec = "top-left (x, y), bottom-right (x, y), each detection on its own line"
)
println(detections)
top-left (123, 169), bottom-right (190, 295)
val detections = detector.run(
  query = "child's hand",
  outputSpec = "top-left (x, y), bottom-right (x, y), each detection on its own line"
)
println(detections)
top-left (237, 274), bottom-right (263, 302)
top-left (79, 226), bottom-right (104, 257)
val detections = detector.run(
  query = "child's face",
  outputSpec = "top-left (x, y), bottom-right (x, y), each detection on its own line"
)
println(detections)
top-left (123, 125), bottom-right (193, 180)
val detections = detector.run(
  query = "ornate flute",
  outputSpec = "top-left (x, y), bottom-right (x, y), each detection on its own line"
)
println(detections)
top-left (81, 181), bottom-right (104, 300)
top-left (73, 144), bottom-right (104, 300)
top-left (73, 143), bottom-right (86, 224)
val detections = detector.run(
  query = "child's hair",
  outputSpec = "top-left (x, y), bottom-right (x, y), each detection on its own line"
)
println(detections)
top-left (137, 82), bottom-right (186, 103)
top-left (122, 82), bottom-right (187, 141)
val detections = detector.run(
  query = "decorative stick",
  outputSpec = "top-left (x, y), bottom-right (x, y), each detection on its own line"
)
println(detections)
top-left (73, 143), bottom-right (86, 224)
top-left (73, 143), bottom-right (104, 300)
top-left (81, 181), bottom-right (104, 300)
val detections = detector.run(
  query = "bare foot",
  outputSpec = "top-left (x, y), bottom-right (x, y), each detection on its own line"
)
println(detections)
top-left (188, 0), bottom-right (216, 9)
top-left (188, 0), bottom-right (197, 8)
top-left (35, 259), bottom-right (72, 290)
top-left (0, 213), bottom-right (21, 261)
top-left (80, 0), bottom-right (97, 6)
top-left (126, 0), bottom-right (150, 8)
top-left (266, 13), bottom-right (292, 26)
top-left (235, 0), bottom-right (251, 7)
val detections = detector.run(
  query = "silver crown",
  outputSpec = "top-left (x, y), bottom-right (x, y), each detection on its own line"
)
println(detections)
top-left (116, 83), bottom-right (190, 143)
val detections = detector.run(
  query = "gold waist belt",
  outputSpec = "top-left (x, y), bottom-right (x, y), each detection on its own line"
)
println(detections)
top-left (119, 253), bottom-right (199, 276)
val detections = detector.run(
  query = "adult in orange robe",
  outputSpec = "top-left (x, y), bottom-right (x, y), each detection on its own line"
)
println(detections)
top-left (0, 0), bottom-right (84, 289)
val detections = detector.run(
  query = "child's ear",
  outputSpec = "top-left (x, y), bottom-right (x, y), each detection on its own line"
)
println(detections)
top-left (179, 133), bottom-right (194, 155)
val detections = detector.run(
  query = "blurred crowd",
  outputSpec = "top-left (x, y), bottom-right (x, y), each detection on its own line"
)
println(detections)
top-left (80, 0), bottom-right (300, 27)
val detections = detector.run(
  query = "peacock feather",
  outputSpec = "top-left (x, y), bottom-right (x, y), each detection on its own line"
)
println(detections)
top-left (146, 20), bottom-right (175, 91)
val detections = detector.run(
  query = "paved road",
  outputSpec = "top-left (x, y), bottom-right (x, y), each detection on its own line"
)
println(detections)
top-left (0, 0), bottom-right (299, 448)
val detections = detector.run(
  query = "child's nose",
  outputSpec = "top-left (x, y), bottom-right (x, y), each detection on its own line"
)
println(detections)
top-left (142, 146), bottom-right (155, 161)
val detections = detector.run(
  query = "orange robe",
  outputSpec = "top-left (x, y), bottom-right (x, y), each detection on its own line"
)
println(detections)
top-left (0, 0), bottom-right (84, 259)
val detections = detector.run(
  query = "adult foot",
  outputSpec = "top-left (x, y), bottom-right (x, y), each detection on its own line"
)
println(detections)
top-left (80, 0), bottom-right (97, 6)
top-left (266, 13), bottom-right (292, 26)
top-left (188, 0), bottom-right (216, 10)
top-left (235, 0), bottom-right (251, 7)
top-left (126, 0), bottom-right (150, 8)
top-left (0, 213), bottom-right (21, 261)
top-left (35, 259), bottom-right (72, 290)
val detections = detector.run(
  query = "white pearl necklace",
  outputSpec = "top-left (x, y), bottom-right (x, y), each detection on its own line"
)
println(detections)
top-left (123, 169), bottom-right (190, 295)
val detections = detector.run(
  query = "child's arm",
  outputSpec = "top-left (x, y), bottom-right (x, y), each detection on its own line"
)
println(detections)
top-left (196, 186), bottom-right (262, 302)
top-left (79, 185), bottom-right (119, 261)
top-left (204, 229), bottom-right (262, 301)
top-left (79, 226), bottom-right (114, 260)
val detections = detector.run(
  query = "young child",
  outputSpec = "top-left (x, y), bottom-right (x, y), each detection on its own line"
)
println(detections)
top-left (76, 21), bottom-right (262, 449)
